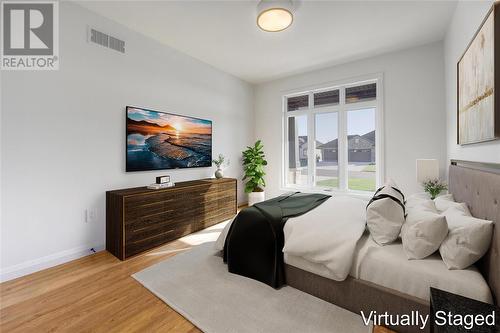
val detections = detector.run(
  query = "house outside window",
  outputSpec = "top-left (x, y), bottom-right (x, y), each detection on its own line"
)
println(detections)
top-left (283, 75), bottom-right (383, 193)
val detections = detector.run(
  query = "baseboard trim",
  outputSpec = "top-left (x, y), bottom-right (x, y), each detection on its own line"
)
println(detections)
top-left (0, 243), bottom-right (105, 283)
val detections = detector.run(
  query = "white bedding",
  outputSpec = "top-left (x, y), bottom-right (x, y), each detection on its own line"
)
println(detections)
top-left (287, 232), bottom-right (492, 304)
top-left (215, 195), bottom-right (367, 281)
top-left (282, 196), bottom-right (367, 281)
top-left (352, 234), bottom-right (493, 303)
top-left (215, 194), bottom-right (493, 304)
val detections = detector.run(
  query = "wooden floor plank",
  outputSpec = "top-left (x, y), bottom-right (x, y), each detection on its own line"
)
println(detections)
top-left (0, 237), bottom-right (195, 333)
top-left (0, 222), bottom-right (393, 333)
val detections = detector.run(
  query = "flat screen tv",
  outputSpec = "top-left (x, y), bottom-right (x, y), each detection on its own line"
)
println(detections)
top-left (126, 106), bottom-right (212, 172)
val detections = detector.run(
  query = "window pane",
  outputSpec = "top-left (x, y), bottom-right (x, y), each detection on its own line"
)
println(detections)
top-left (314, 90), bottom-right (339, 107)
top-left (287, 115), bottom-right (308, 186)
top-left (314, 112), bottom-right (338, 188)
top-left (346, 83), bottom-right (376, 104)
top-left (347, 108), bottom-right (376, 191)
top-left (287, 95), bottom-right (308, 111)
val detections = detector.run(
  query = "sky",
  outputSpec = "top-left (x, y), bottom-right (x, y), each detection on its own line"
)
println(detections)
top-left (128, 107), bottom-right (211, 134)
top-left (296, 108), bottom-right (375, 144)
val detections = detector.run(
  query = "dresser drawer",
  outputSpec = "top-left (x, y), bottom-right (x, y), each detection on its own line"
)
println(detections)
top-left (125, 217), bottom-right (194, 242)
top-left (124, 221), bottom-right (199, 258)
top-left (124, 191), bottom-right (177, 208)
top-left (106, 178), bottom-right (238, 260)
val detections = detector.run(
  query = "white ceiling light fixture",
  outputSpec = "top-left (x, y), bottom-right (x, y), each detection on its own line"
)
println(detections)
top-left (257, 0), bottom-right (294, 32)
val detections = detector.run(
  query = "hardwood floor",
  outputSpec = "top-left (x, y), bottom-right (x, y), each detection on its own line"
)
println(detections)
top-left (0, 222), bottom-right (393, 333)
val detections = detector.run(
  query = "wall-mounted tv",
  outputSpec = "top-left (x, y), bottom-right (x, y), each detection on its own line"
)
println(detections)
top-left (126, 106), bottom-right (212, 172)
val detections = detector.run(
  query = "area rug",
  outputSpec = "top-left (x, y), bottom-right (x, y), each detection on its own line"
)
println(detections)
top-left (133, 242), bottom-right (372, 333)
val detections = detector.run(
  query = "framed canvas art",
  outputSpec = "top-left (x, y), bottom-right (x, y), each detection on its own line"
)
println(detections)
top-left (457, 3), bottom-right (500, 145)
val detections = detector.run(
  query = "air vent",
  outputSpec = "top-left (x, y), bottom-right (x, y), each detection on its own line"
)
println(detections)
top-left (109, 36), bottom-right (125, 53)
top-left (88, 27), bottom-right (125, 54)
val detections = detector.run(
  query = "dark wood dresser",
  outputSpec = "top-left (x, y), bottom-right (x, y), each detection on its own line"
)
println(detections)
top-left (106, 178), bottom-right (237, 260)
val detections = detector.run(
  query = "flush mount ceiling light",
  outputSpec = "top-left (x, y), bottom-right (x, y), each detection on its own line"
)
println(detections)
top-left (257, 0), bottom-right (294, 32)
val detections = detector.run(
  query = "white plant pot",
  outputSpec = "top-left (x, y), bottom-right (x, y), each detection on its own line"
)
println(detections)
top-left (248, 191), bottom-right (265, 206)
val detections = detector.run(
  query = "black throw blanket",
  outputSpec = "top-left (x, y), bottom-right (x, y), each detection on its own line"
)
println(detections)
top-left (223, 192), bottom-right (331, 288)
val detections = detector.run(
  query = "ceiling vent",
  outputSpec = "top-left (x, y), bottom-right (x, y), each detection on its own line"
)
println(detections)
top-left (88, 27), bottom-right (125, 54)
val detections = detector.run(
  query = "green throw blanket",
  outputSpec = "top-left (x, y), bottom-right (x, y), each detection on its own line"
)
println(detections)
top-left (223, 192), bottom-right (331, 288)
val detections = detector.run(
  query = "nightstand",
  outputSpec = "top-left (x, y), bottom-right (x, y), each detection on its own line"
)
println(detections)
top-left (430, 288), bottom-right (500, 333)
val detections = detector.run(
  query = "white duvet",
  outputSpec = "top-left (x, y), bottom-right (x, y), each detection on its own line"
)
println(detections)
top-left (215, 195), bottom-right (367, 282)
top-left (283, 196), bottom-right (367, 281)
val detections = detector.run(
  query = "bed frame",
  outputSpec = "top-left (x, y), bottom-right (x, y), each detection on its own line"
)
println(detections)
top-left (284, 160), bottom-right (500, 333)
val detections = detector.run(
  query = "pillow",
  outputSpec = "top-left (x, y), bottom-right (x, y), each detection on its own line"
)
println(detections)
top-left (366, 183), bottom-right (406, 245)
top-left (401, 200), bottom-right (448, 259)
top-left (434, 194), bottom-right (471, 214)
top-left (407, 197), bottom-right (438, 213)
top-left (385, 178), bottom-right (399, 188)
top-left (406, 193), bottom-right (433, 209)
top-left (444, 202), bottom-right (471, 216)
top-left (439, 206), bottom-right (493, 269)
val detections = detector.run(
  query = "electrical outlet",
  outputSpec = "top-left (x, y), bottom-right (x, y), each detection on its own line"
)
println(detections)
top-left (85, 208), bottom-right (97, 223)
top-left (89, 208), bottom-right (97, 222)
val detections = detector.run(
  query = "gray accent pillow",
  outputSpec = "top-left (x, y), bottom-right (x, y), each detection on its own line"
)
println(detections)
top-left (439, 206), bottom-right (493, 270)
top-left (434, 194), bottom-right (471, 214)
top-left (401, 200), bottom-right (448, 259)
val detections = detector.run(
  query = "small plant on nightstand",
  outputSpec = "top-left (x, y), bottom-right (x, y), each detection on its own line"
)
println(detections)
top-left (422, 179), bottom-right (448, 199)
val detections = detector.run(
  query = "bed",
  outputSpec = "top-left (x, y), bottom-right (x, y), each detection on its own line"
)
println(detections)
top-left (283, 160), bottom-right (500, 333)
top-left (285, 233), bottom-right (493, 304)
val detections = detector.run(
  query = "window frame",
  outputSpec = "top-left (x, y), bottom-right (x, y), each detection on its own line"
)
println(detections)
top-left (281, 74), bottom-right (384, 197)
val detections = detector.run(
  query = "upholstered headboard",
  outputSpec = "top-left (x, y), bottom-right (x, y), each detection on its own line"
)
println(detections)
top-left (449, 160), bottom-right (500, 304)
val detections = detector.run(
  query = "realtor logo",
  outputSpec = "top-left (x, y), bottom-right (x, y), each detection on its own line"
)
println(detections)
top-left (1, 1), bottom-right (59, 70)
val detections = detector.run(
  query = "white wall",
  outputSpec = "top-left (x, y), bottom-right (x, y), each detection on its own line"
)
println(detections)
top-left (444, 0), bottom-right (500, 165)
top-left (0, 2), bottom-right (254, 281)
top-left (254, 42), bottom-right (447, 198)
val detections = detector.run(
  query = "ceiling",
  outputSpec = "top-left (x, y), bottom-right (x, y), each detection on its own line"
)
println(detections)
top-left (78, 1), bottom-right (457, 84)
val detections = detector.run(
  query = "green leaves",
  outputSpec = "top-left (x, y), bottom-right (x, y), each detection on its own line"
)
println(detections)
top-left (212, 153), bottom-right (226, 168)
top-left (242, 140), bottom-right (267, 193)
top-left (422, 179), bottom-right (448, 200)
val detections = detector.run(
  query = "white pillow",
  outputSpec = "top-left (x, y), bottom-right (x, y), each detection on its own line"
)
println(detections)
top-left (439, 206), bottom-right (493, 269)
top-left (405, 193), bottom-right (435, 208)
top-left (367, 184), bottom-right (406, 245)
top-left (434, 194), bottom-right (472, 214)
top-left (401, 200), bottom-right (448, 259)
top-left (385, 178), bottom-right (399, 188)
top-left (406, 193), bottom-right (433, 209)
top-left (447, 202), bottom-right (471, 216)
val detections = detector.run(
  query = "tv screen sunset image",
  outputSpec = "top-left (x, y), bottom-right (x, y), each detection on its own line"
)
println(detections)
top-left (126, 107), bottom-right (212, 171)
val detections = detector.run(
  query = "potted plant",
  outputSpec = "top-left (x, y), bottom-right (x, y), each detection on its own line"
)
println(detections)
top-left (242, 140), bottom-right (268, 206)
top-left (422, 179), bottom-right (448, 200)
top-left (212, 153), bottom-right (229, 179)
